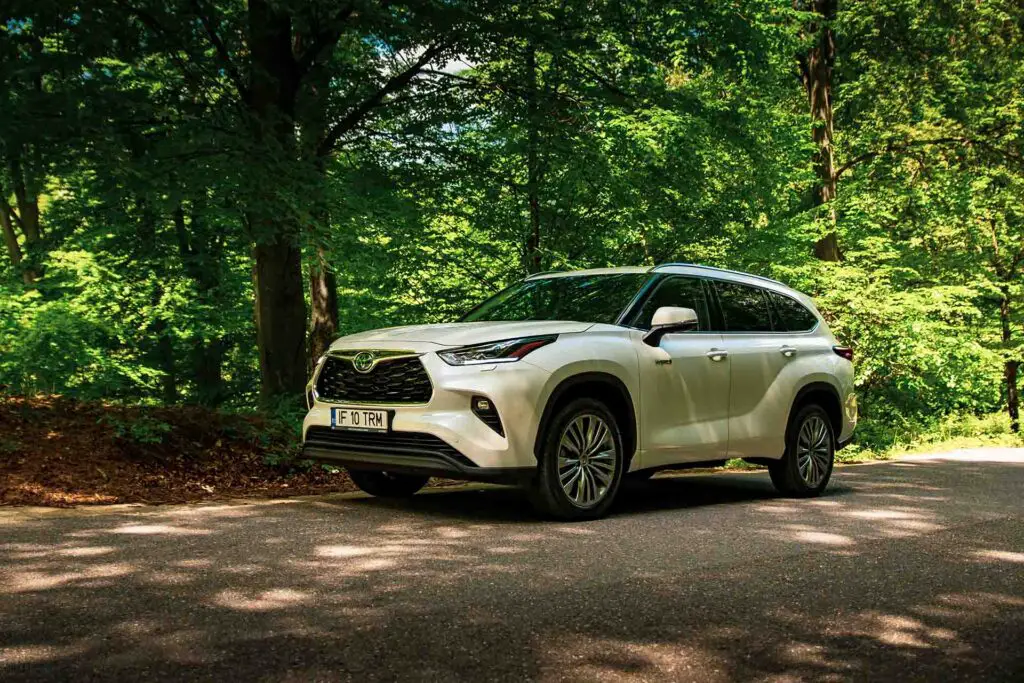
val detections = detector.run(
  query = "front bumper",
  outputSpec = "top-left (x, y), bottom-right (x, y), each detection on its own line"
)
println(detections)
top-left (302, 427), bottom-right (533, 484)
top-left (302, 351), bottom-right (552, 477)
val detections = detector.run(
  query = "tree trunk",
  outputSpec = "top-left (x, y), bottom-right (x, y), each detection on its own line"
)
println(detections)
top-left (192, 338), bottom-right (226, 407)
top-left (9, 151), bottom-right (42, 244)
top-left (252, 239), bottom-right (308, 400)
top-left (173, 203), bottom-right (227, 405)
top-left (308, 249), bottom-right (339, 367)
top-left (247, 0), bottom-right (310, 403)
top-left (300, 91), bottom-right (340, 369)
top-left (524, 43), bottom-right (543, 274)
top-left (1006, 361), bottom-right (1020, 434)
top-left (3, 154), bottom-right (41, 282)
top-left (156, 324), bottom-right (178, 404)
top-left (1000, 285), bottom-right (1020, 432)
top-left (0, 202), bottom-right (26, 281)
top-left (798, 0), bottom-right (840, 262)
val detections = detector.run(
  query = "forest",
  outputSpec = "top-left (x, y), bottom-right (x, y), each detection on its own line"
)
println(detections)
top-left (1, 0), bottom-right (1022, 455)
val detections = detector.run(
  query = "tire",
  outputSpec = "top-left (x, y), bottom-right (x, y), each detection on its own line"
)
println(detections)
top-left (769, 404), bottom-right (835, 497)
top-left (529, 398), bottom-right (626, 520)
top-left (348, 470), bottom-right (429, 498)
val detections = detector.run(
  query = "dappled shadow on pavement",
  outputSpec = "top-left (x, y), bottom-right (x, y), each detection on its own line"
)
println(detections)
top-left (1, 453), bottom-right (1022, 681)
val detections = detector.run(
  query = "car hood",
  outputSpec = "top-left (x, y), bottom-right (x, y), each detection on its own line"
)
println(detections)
top-left (330, 320), bottom-right (594, 349)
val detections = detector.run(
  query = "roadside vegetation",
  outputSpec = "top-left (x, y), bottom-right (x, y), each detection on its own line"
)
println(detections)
top-left (1, 1), bottom-right (1023, 504)
top-left (0, 395), bottom-right (351, 506)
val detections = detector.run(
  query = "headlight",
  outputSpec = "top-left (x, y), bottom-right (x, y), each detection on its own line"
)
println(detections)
top-left (438, 335), bottom-right (557, 366)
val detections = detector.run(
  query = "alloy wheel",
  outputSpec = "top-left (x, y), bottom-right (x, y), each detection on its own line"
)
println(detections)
top-left (796, 415), bottom-right (831, 487)
top-left (557, 413), bottom-right (618, 508)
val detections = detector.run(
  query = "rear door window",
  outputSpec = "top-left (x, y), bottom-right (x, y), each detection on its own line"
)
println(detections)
top-left (713, 281), bottom-right (773, 333)
top-left (766, 291), bottom-right (818, 332)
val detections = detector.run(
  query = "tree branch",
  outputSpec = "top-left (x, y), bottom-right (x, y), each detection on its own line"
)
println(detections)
top-left (576, 61), bottom-right (634, 101)
top-left (317, 43), bottom-right (447, 157)
top-left (294, 2), bottom-right (359, 75)
top-left (190, 0), bottom-right (248, 100)
top-left (117, 1), bottom-right (216, 100)
top-left (836, 132), bottom-right (1024, 179)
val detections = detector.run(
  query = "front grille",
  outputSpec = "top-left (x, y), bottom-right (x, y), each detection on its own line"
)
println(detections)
top-left (315, 355), bottom-right (433, 404)
top-left (304, 426), bottom-right (475, 468)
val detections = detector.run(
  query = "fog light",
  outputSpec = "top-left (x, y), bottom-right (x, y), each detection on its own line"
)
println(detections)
top-left (471, 395), bottom-right (504, 436)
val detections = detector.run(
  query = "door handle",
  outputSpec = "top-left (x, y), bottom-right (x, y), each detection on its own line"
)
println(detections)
top-left (706, 349), bottom-right (729, 362)
top-left (780, 345), bottom-right (797, 358)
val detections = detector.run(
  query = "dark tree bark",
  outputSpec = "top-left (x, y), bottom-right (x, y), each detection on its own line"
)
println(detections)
top-left (299, 69), bottom-right (340, 370)
top-left (245, 0), bottom-right (309, 402)
top-left (989, 221), bottom-right (1021, 432)
top-left (251, 239), bottom-right (308, 401)
top-left (797, 0), bottom-right (841, 262)
top-left (3, 151), bottom-right (42, 282)
top-left (156, 325), bottom-right (178, 404)
top-left (0, 199), bottom-right (25, 280)
top-left (192, 338), bottom-right (226, 406)
top-left (136, 196), bottom-right (177, 403)
top-left (173, 203), bottom-right (227, 406)
top-left (308, 249), bottom-right (339, 367)
top-left (1000, 286), bottom-right (1019, 433)
top-left (524, 43), bottom-right (543, 273)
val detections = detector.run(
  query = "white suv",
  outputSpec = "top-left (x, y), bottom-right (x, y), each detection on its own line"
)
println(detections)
top-left (302, 264), bottom-right (857, 519)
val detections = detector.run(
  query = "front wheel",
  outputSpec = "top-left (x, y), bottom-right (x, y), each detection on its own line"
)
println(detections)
top-left (769, 404), bottom-right (835, 497)
top-left (348, 470), bottom-right (429, 498)
top-left (529, 398), bottom-right (625, 520)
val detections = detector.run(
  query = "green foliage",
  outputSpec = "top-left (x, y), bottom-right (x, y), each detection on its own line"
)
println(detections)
top-left (0, 0), bottom-right (1021, 450)
top-left (100, 414), bottom-right (173, 446)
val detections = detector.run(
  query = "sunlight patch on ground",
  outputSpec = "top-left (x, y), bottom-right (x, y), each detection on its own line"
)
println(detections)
top-left (107, 523), bottom-right (213, 536)
top-left (971, 549), bottom-right (1024, 563)
top-left (212, 588), bottom-right (314, 611)
top-left (898, 448), bottom-right (1024, 464)
top-left (791, 529), bottom-right (855, 546)
top-left (57, 545), bottom-right (117, 557)
top-left (0, 641), bottom-right (91, 666)
top-left (1, 563), bottom-right (135, 594)
top-left (842, 612), bottom-right (963, 651)
top-left (536, 635), bottom-right (727, 683)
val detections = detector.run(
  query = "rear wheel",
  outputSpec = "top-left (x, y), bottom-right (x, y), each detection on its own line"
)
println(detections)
top-left (348, 470), bottom-right (429, 498)
top-left (529, 398), bottom-right (625, 520)
top-left (769, 404), bottom-right (834, 497)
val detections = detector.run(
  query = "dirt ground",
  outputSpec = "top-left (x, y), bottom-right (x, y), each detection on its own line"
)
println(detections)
top-left (0, 395), bottom-right (359, 506)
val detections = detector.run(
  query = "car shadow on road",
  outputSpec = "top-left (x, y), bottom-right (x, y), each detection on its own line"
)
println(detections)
top-left (343, 470), bottom-right (855, 522)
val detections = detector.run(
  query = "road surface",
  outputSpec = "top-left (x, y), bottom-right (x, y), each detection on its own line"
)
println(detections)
top-left (2, 450), bottom-right (1023, 681)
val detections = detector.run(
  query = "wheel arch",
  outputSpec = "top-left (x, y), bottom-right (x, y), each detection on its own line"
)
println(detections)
top-left (788, 381), bottom-right (843, 442)
top-left (534, 372), bottom-right (638, 466)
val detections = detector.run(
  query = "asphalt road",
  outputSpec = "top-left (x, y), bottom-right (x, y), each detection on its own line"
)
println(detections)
top-left (2, 450), bottom-right (1023, 682)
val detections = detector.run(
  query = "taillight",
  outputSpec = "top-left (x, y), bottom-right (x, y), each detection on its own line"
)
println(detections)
top-left (833, 345), bottom-right (853, 361)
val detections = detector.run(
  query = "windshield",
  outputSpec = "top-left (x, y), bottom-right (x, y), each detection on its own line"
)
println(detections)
top-left (460, 273), bottom-right (651, 324)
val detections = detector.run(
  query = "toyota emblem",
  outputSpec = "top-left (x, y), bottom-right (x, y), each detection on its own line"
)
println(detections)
top-left (352, 351), bottom-right (376, 373)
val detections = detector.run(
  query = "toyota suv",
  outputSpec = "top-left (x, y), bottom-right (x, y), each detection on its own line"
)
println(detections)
top-left (302, 264), bottom-right (857, 520)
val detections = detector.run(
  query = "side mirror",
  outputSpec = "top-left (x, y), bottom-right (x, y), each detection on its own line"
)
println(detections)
top-left (643, 306), bottom-right (699, 347)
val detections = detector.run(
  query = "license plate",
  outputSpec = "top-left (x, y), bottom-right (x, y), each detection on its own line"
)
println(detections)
top-left (331, 407), bottom-right (389, 432)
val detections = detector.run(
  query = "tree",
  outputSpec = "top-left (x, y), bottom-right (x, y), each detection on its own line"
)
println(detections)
top-left (795, 0), bottom-right (841, 261)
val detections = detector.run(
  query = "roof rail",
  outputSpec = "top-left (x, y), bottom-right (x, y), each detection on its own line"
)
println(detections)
top-left (524, 270), bottom-right (564, 280)
top-left (653, 263), bottom-right (786, 287)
